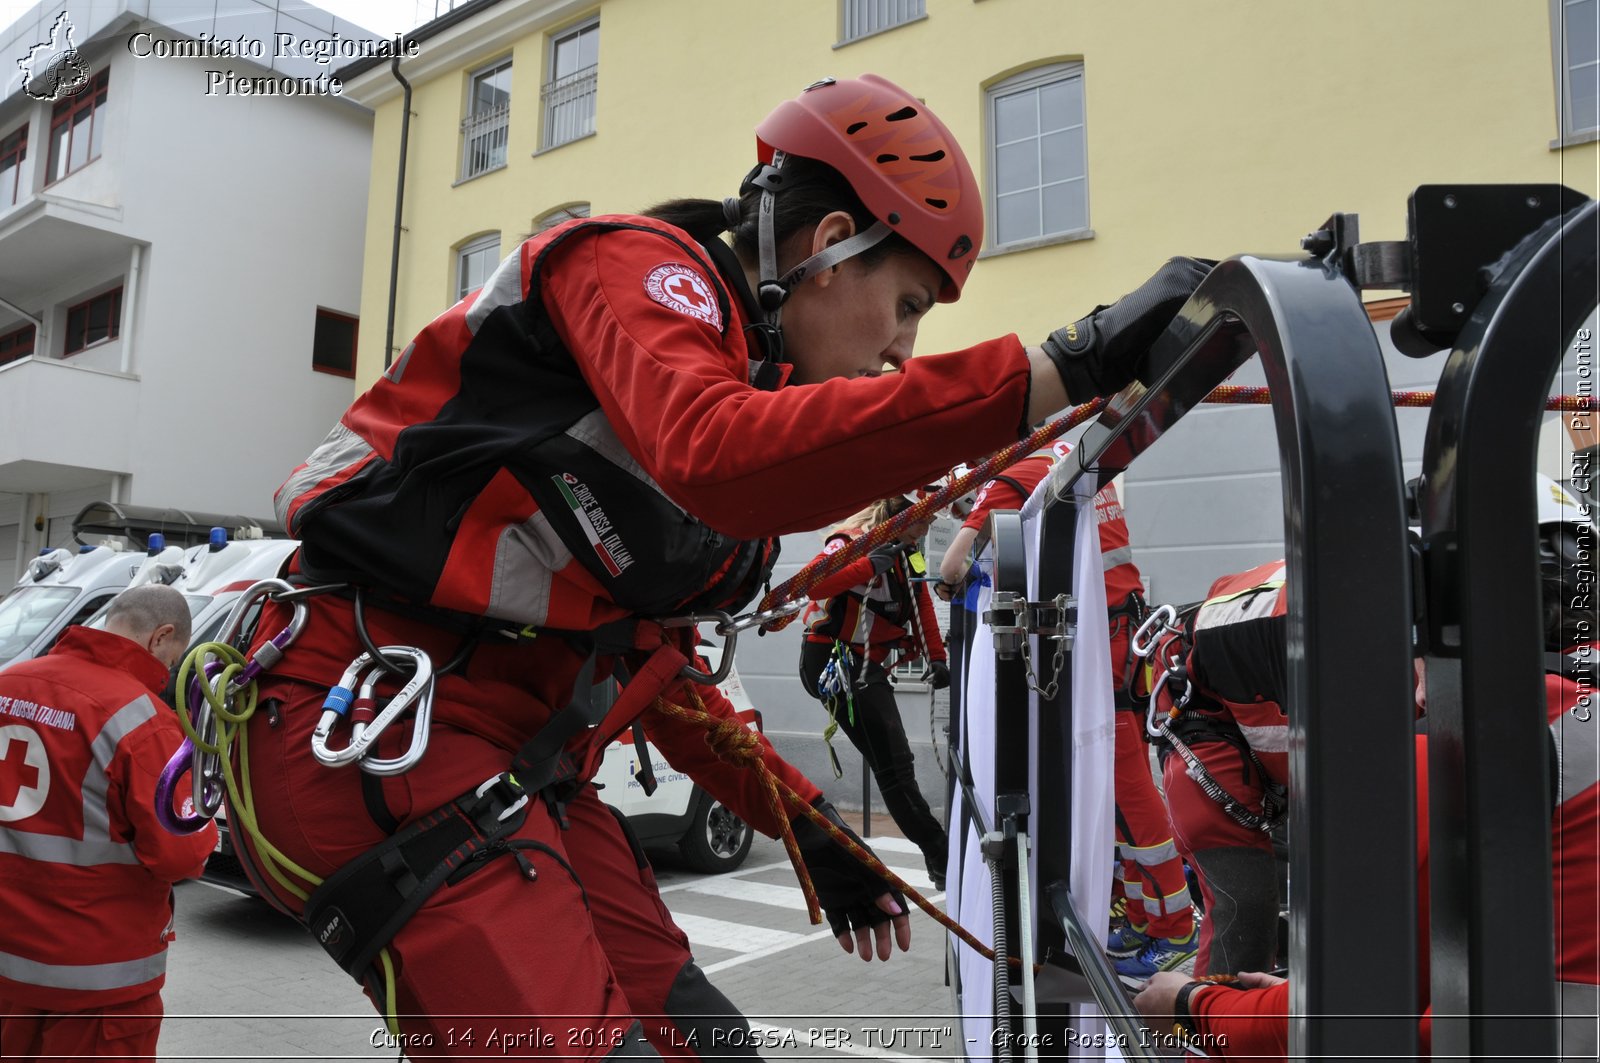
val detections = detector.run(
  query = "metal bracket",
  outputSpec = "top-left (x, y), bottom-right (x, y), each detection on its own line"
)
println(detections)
top-left (983, 592), bottom-right (1076, 660)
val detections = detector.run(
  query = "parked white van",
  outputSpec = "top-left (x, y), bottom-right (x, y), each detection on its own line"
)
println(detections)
top-left (0, 542), bottom-right (168, 670)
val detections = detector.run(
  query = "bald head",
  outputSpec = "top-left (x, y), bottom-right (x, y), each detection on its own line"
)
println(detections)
top-left (104, 584), bottom-right (192, 668)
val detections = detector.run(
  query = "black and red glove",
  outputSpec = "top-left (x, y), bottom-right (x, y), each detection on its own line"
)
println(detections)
top-left (1042, 257), bottom-right (1216, 402)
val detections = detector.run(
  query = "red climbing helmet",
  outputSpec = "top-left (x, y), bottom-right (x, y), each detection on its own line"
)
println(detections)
top-left (755, 74), bottom-right (983, 301)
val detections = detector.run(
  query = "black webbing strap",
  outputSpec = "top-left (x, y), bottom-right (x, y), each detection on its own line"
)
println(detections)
top-left (304, 773), bottom-right (530, 980)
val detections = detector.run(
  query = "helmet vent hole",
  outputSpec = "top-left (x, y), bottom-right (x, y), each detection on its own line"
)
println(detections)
top-left (846, 121), bottom-right (868, 135)
top-left (911, 150), bottom-right (945, 162)
top-left (876, 153), bottom-right (899, 163)
top-left (885, 106), bottom-right (918, 121)
top-left (925, 197), bottom-right (948, 210)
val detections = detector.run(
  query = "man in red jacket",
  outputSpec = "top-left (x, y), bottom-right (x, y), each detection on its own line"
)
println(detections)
top-left (0, 584), bottom-right (216, 1063)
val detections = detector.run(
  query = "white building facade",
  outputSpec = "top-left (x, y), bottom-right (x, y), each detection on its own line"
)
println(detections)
top-left (0, 0), bottom-right (374, 577)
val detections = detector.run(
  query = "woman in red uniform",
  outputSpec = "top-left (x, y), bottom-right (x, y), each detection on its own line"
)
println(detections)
top-left (798, 496), bottom-right (950, 886)
top-left (240, 73), bottom-right (1209, 1059)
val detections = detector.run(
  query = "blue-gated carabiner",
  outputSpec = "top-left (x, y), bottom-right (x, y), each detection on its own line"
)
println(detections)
top-left (310, 646), bottom-right (434, 775)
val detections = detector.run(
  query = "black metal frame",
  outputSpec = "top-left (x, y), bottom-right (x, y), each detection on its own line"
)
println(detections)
top-left (962, 252), bottom-right (1421, 1057)
top-left (1417, 195), bottom-right (1598, 1062)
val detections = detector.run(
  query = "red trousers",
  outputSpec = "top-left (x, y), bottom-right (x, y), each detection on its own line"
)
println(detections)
top-left (0, 992), bottom-right (162, 1062)
top-left (1111, 711), bottom-right (1193, 939)
top-left (1161, 740), bottom-right (1280, 975)
top-left (245, 676), bottom-right (739, 1058)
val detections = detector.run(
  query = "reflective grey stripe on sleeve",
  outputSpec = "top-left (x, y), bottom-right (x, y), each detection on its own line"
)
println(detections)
top-left (0, 829), bottom-right (135, 865)
top-left (1551, 711), bottom-right (1600, 807)
top-left (0, 945), bottom-right (166, 991)
top-left (1101, 546), bottom-right (1135, 572)
top-left (0, 695), bottom-right (157, 867)
top-left (275, 422), bottom-right (375, 528)
top-left (465, 249), bottom-right (528, 335)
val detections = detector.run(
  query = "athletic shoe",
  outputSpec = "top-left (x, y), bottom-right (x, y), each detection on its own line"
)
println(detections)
top-left (1112, 927), bottom-right (1200, 978)
top-left (1105, 922), bottom-right (1151, 957)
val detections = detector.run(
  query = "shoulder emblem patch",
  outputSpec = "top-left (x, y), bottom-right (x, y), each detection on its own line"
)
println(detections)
top-left (644, 263), bottom-right (721, 329)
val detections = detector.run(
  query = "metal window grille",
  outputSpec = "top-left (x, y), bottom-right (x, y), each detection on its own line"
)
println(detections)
top-left (540, 65), bottom-right (597, 150)
top-left (841, 0), bottom-right (924, 42)
top-left (459, 101), bottom-right (510, 180)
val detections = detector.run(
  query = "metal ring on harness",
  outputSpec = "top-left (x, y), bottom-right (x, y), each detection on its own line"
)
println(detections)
top-left (155, 580), bottom-right (316, 833)
top-left (310, 646), bottom-right (435, 775)
top-left (659, 611), bottom-right (739, 684)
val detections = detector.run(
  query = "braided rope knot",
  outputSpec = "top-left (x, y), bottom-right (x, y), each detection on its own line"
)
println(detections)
top-left (705, 717), bottom-right (762, 767)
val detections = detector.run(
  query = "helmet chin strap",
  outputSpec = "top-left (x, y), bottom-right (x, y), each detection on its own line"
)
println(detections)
top-left (747, 150), bottom-right (894, 327)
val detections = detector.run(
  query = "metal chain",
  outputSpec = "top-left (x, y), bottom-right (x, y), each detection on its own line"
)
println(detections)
top-left (1017, 595), bottom-right (1071, 700)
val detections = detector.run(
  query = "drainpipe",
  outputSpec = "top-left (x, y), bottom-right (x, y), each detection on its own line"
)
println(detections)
top-left (120, 244), bottom-right (142, 374)
top-left (385, 54), bottom-right (413, 370)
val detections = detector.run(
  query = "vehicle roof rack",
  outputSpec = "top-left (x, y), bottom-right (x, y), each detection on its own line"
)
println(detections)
top-left (71, 501), bottom-right (288, 547)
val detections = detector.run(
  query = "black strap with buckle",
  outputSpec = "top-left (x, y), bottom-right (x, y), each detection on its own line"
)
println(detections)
top-left (304, 772), bottom-right (531, 981)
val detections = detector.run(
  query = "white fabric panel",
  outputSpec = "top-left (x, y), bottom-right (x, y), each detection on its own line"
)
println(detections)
top-left (947, 471), bottom-right (1122, 1061)
top-left (951, 577), bottom-right (997, 1060)
top-left (1056, 471), bottom-right (1120, 1059)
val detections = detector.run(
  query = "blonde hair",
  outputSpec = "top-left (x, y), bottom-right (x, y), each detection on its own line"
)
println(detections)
top-left (825, 497), bottom-right (910, 539)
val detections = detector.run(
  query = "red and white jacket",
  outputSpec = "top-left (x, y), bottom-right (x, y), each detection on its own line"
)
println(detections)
top-left (1185, 559), bottom-right (1290, 781)
top-left (277, 217), bottom-right (1033, 633)
top-left (802, 530), bottom-right (947, 667)
top-left (0, 627), bottom-right (215, 1010)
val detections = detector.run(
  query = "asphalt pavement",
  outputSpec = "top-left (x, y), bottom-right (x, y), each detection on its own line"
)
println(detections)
top-left (157, 817), bottom-right (966, 1062)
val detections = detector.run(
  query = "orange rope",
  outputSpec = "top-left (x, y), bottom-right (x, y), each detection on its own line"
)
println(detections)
top-left (757, 387), bottom-right (1591, 628)
top-left (652, 686), bottom-right (1014, 966)
top-left (757, 398), bottom-right (1106, 630)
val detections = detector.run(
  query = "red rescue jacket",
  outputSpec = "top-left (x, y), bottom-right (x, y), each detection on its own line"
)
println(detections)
top-left (0, 626), bottom-right (215, 1010)
top-left (802, 530), bottom-right (947, 667)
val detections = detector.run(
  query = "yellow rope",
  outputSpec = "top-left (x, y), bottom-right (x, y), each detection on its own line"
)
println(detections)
top-left (173, 642), bottom-right (405, 1037)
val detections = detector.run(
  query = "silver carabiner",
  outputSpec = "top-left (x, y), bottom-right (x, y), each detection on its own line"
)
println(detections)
top-left (726, 600), bottom-right (805, 634)
top-left (310, 647), bottom-right (434, 774)
top-left (356, 647), bottom-right (435, 777)
top-left (660, 611), bottom-right (739, 685)
top-left (310, 656), bottom-right (373, 768)
top-left (1131, 603), bottom-right (1178, 659)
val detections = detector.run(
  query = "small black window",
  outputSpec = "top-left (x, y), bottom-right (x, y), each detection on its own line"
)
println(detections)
top-left (312, 308), bottom-right (358, 377)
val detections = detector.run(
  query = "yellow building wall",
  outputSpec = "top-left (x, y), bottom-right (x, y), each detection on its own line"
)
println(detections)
top-left (352, 0), bottom-right (1598, 389)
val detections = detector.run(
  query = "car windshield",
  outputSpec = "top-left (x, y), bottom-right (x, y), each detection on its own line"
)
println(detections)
top-left (0, 586), bottom-right (80, 667)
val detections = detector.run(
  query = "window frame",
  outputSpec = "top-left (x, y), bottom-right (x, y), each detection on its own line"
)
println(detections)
top-left (45, 68), bottom-right (108, 185)
top-left (0, 123), bottom-right (27, 209)
top-left (311, 307), bottom-right (359, 378)
top-left (837, 0), bottom-right (927, 46)
top-left (1552, 0), bottom-right (1600, 143)
top-left (61, 286), bottom-right (121, 356)
top-left (0, 322), bottom-right (35, 366)
top-left (459, 56), bottom-right (513, 182)
top-left (455, 233), bottom-right (502, 302)
top-left (983, 61), bottom-right (1093, 255)
top-left (540, 17), bottom-right (600, 152)
top-left (532, 202), bottom-right (590, 234)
